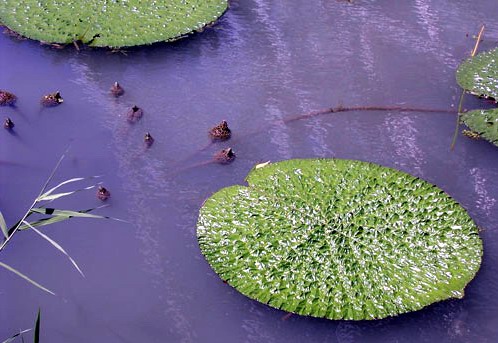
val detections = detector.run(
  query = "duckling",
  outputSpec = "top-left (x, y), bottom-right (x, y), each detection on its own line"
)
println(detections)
top-left (126, 105), bottom-right (143, 123)
top-left (97, 186), bottom-right (111, 201)
top-left (41, 91), bottom-right (63, 107)
top-left (3, 117), bottom-right (14, 129)
top-left (209, 120), bottom-right (231, 141)
top-left (213, 147), bottom-right (236, 164)
top-left (0, 90), bottom-right (17, 106)
top-left (110, 82), bottom-right (124, 97)
top-left (144, 132), bottom-right (154, 147)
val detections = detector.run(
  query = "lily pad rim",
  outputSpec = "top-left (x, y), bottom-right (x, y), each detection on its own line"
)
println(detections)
top-left (0, 4), bottom-right (229, 49)
top-left (198, 158), bottom-right (483, 320)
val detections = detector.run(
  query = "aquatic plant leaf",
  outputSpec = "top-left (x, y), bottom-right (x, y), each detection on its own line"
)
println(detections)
top-left (33, 309), bottom-right (40, 343)
top-left (36, 185), bottom-right (97, 202)
top-left (198, 159), bottom-right (483, 320)
top-left (16, 207), bottom-right (105, 231)
top-left (456, 47), bottom-right (498, 100)
top-left (0, 261), bottom-right (55, 295)
top-left (0, 0), bottom-right (229, 48)
top-left (0, 211), bottom-right (8, 239)
top-left (37, 176), bottom-right (100, 202)
top-left (1, 329), bottom-right (32, 343)
top-left (23, 221), bottom-right (84, 277)
top-left (461, 108), bottom-right (498, 147)
top-left (30, 208), bottom-right (112, 220)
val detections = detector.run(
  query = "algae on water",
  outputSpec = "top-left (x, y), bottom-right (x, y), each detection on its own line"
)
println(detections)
top-left (0, 0), bottom-right (228, 48)
top-left (197, 159), bottom-right (482, 320)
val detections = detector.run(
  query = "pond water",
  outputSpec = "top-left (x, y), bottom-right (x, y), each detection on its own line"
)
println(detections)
top-left (1, 1), bottom-right (498, 342)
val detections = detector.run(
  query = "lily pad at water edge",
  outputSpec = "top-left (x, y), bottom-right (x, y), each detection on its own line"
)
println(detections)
top-left (0, 0), bottom-right (228, 48)
top-left (461, 108), bottom-right (498, 147)
top-left (197, 159), bottom-right (483, 320)
top-left (456, 47), bottom-right (498, 100)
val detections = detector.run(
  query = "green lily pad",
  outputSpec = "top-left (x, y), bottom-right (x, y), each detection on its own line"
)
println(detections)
top-left (0, 0), bottom-right (228, 48)
top-left (197, 159), bottom-right (482, 320)
top-left (461, 108), bottom-right (498, 147)
top-left (456, 47), bottom-right (498, 100)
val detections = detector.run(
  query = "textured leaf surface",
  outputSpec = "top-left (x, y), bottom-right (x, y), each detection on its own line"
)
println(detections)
top-left (456, 47), bottom-right (498, 100)
top-left (461, 108), bottom-right (498, 147)
top-left (0, 0), bottom-right (228, 47)
top-left (197, 159), bottom-right (483, 320)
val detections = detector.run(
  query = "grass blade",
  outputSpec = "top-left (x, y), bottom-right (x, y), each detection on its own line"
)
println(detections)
top-left (37, 176), bottom-right (100, 202)
top-left (30, 208), bottom-right (112, 220)
top-left (0, 261), bottom-right (55, 295)
top-left (33, 309), bottom-right (40, 343)
top-left (0, 211), bottom-right (8, 239)
top-left (18, 206), bottom-right (126, 231)
top-left (1, 329), bottom-right (32, 343)
top-left (23, 221), bottom-right (84, 277)
top-left (17, 208), bottom-right (96, 231)
top-left (17, 215), bottom-right (76, 231)
top-left (37, 184), bottom-right (97, 202)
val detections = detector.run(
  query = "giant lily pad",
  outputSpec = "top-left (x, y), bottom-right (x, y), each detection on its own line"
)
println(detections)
top-left (461, 108), bottom-right (498, 147)
top-left (456, 47), bottom-right (498, 146)
top-left (0, 0), bottom-right (228, 48)
top-left (456, 47), bottom-right (498, 101)
top-left (197, 159), bottom-right (482, 320)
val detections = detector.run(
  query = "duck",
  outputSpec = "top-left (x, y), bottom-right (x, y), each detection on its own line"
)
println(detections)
top-left (209, 120), bottom-right (231, 141)
top-left (110, 82), bottom-right (125, 97)
top-left (126, 105), bottom-right (143, 123)
top-left (97, 186), bottom-right (111, 201)
top-left (214, 147), bottom-right (236, 164)
top-left (144, 132), bottom-right (154, 147)
top-left (4, 117), bottom-right (14, 129)
top-left (41, 91), bottom-right (63, 107)
top-left (0, 90), bottom-right (17, 106)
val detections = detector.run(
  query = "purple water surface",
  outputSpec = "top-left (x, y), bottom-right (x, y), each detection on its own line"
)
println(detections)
top-left (1, 1), bottom-right (498, 342)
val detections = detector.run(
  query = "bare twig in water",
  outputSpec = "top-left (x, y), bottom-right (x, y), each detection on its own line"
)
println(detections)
top-left (174, 105), bottom-right (456, 172)
top-left (471, 25), bottom-right (485, 58)
top-left (284, 105), bottom-right (456, 123)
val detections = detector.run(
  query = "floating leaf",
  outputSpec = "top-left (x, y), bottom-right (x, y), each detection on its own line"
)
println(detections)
top-left (254, 161), bottom-right (271, 169)
top-left (0, 261), bottom-right (54, 295)
top-left (456, 47), bottom-right (498, 100)
top-left (0, 0), bottom-right (229, 48)
top-left (197, 159), bottom-right (483, 320)
top-left (461, 108), bottom-right (498, 147)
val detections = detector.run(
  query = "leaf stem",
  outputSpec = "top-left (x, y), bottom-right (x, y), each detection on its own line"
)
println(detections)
top-left (0, 151), bottom-right (67, 252)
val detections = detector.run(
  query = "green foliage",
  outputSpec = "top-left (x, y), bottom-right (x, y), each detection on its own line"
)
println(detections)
top-left (198, 159), bottom-right (483, 320)
top-left (456, 47), bottom-right (498, 100)
top-left (456, 47), bottom-right (498, 147)
top-left (0, 0), bottom-right (228, 48)
top-left (1, 153), bottom-right (123, 294)
top-left (461, 108), bottom-right (498, 147)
